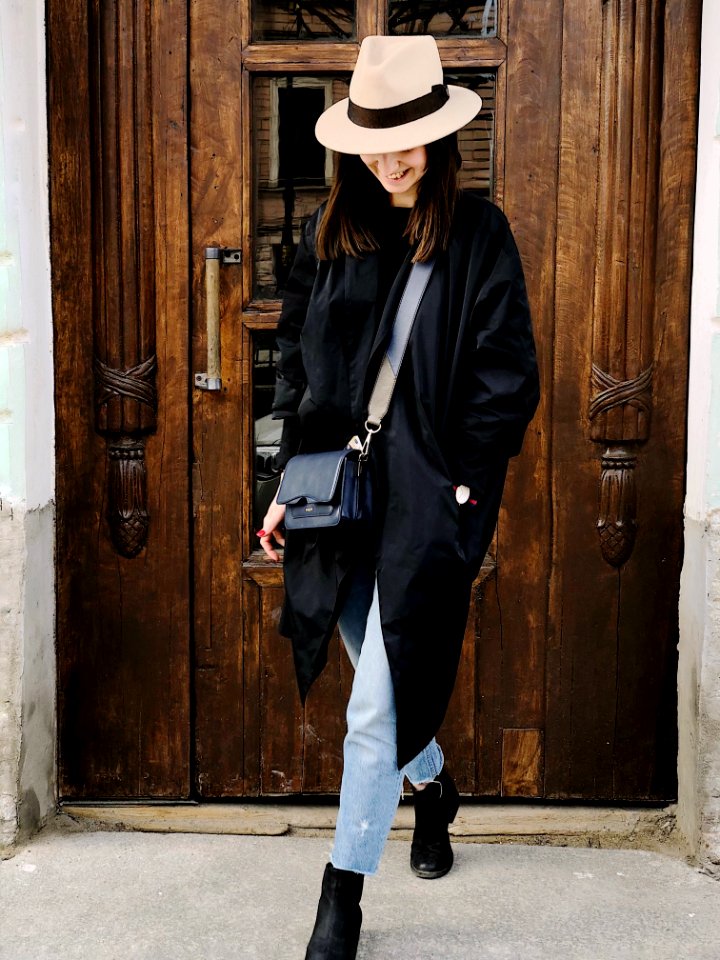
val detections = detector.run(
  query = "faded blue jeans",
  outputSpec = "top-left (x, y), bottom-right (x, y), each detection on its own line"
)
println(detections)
top-left (330, 565), bottom-right (444, 876)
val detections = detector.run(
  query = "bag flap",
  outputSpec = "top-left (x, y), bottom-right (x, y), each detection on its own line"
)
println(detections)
top-left (276, 449), bottom-right (352, 505)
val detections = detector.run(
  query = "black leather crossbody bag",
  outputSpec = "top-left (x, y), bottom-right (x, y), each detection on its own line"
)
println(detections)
top-left (276, 257), bottom-right (435, 531)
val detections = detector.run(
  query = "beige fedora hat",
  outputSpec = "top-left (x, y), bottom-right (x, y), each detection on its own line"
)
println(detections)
top-left (315, 35), bottom-right (482, 155)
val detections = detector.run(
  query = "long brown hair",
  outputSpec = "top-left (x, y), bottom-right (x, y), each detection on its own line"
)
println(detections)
top-left (315, 133), bottom-right (462, 263)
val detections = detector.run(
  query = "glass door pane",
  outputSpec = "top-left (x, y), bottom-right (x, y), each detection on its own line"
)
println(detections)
top-left (249, 69), bottom-right (496, 526)
top-left (388, 0), bottom-right (497, 36)
top-left (252, 70), bottom-right (495, 299)
top-left (253, 0), bottom-right (355, 40)
top-left (252, 330), bottom-right (283, 533)
top-left (452, 71), bottom-right (495, 195)
top-left (253, 73), bottom-right (350, 299)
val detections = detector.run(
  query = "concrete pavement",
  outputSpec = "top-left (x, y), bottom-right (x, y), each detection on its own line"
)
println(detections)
top-left (1, 818), bottom-right (718, 960)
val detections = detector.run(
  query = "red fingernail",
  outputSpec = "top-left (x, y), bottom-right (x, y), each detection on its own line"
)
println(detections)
top-left (256, 529), bottom-right (266, 537)
top-left (469, 499), bottom-right (478, 506)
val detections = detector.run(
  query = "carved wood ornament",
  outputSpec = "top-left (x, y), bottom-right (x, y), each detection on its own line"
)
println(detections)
top-left (89, 0), bottom-right (157, 558)
top-left (590, 0), bottom-right (662, 567)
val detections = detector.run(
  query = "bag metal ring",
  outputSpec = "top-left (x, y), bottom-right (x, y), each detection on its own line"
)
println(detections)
top-left (361, 420), bottom-right (381, 459)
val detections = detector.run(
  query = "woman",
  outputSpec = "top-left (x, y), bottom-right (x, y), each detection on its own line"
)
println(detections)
top-left (258, 35), bottom-right (539, 960)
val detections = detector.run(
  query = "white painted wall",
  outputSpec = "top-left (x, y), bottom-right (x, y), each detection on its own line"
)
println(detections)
top-left (678, 0), bottom-right (720, 873)
top-left (0, 0), bottom-right (56, 855)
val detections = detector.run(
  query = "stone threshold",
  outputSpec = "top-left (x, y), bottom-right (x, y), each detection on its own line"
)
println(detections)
top-left (59, 803), bottom-right (680, 853)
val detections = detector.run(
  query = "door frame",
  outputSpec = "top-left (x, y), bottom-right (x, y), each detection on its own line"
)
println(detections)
top-left (47, 0), bottom-right (702, 801)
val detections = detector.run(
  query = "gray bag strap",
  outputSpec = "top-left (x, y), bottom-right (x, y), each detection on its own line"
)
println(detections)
top-left (363, 257), bottom-right (435, 445)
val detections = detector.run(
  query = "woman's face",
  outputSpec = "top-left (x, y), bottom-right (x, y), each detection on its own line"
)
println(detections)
top-left (359, 146), bottom-right (428, 207)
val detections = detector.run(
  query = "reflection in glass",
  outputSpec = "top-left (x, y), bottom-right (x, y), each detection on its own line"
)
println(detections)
top-left (253, 0), bottom-right (355, 40)
top-left (253, 331), bottom-right (283, 535)
top-left (389, 0), bottom-right (497, 36)
top-left (253, 71), bottom-right (495, 298)
top-left (452, 72), bottom-right (495, 196)
top-left (254, 75), bottom-right (350, 299)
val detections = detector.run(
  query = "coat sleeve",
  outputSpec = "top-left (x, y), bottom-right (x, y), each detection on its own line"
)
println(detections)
top-left (449, 211), bottom-right (540, 490)
top-left (271, 208), bottom-right (321, 469)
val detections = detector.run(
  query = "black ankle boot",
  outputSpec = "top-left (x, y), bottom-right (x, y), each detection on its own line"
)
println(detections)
top-left (305, 862), bottom-right (364, 960)
top-left (410, 766), bottom-right (461, 879)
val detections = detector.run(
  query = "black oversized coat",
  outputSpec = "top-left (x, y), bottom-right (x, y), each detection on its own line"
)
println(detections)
top-left (272, 192), bottom-right (539, 768)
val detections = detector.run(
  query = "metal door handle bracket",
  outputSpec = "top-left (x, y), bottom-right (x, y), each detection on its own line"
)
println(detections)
top-left (194, 246), bottom-right (242, 392)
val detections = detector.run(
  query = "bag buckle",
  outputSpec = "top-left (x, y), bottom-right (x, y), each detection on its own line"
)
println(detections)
top-left (361, 419), bottom-right (381, 459)
top-left (348, 419), bottom-right (381, 460)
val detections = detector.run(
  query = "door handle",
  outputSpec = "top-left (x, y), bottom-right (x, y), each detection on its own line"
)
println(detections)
top-left (194, 246), bottom-right (241, 392)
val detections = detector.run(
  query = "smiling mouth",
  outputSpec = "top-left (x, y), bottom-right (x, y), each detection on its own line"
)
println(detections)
top-left (386, 169), bottom-right (409, 182)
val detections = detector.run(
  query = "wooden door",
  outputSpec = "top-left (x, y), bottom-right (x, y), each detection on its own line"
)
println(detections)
top-left (190, 0), bottom-right (508, 798)
top-left (50, 0), bottom-right (701, 800)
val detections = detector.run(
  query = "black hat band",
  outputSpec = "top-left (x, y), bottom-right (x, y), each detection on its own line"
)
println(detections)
top-left (347, 83), bottom-right (449, 130)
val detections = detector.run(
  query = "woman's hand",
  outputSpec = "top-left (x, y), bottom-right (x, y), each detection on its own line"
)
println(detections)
top-left (257, 496), bottom-right (286, 562)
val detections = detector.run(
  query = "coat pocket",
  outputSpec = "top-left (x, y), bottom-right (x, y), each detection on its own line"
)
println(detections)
top-left (453, 460), bottom-right (509, 575)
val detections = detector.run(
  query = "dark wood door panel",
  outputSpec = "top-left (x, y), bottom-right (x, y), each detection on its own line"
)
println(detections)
top-left (51, 0), bottom-right (191, 797)
top-left (240, 568), bottom-right (350, 796)
top-left (543, 0), bottom-right (699, 801)
top-left (189, 0), bottom-right (247, 798)
top-left (471, 0), bottom-right (562, 796)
